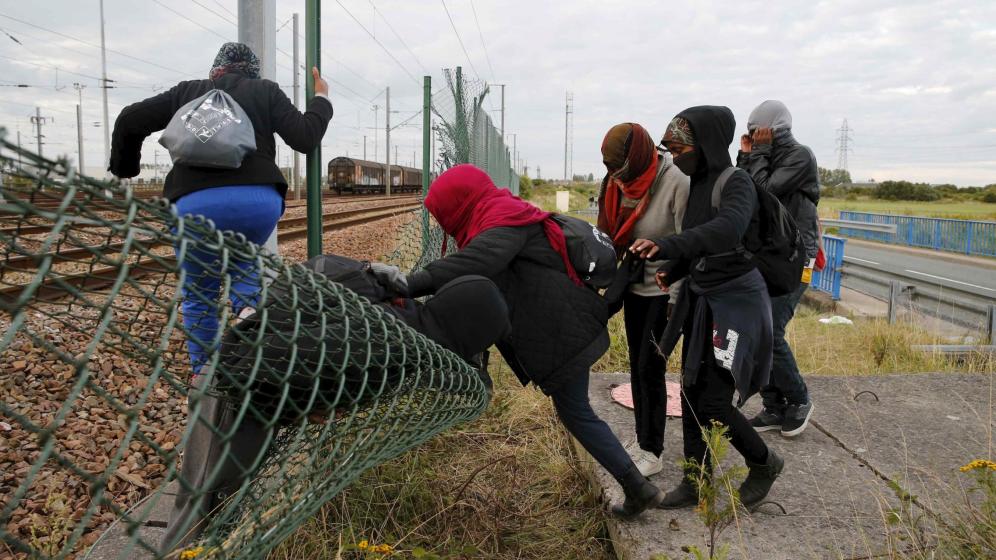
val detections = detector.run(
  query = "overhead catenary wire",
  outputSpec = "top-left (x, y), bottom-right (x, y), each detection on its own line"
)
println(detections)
top-left (189, 0), bottom-right (237, 26)
top-left (439, 0), bottom-right (482, 81)
top-left (468, 0), bottom-right (496, 84)
top-left (151, 0), bottom-right (232, 43)
top-left (366, 0), bottom-right (429, 75)
top-left (332, 0), bottom-right (421, 86)
top-left (0, 12), bottom-right (194, 78)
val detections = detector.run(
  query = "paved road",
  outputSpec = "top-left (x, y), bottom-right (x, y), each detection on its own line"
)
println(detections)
top-left (845, 242), bottom-right (996, 293)
top-left (840, 240), bottom-right (996, 330)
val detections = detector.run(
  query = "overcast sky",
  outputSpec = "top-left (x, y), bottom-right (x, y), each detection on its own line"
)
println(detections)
top-left (1, 0), bottom-right (995, 185)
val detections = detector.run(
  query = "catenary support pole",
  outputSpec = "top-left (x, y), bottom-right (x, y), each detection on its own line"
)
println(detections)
top-left (422, 76), bottom-right (431, 243)
top-left (305, 0), bottom-right (322, 257)
top-left (385, 86), bottom-right (391, 196)
top-left (292, 12), bottom-right (300, 199)
top-left (99, 0), bottom-right (110, 173)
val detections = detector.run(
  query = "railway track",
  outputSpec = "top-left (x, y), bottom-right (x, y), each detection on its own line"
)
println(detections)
top-left (0, 195), bottom-right (419, 236)
top-left (0, 199), bottom-right (422, 304)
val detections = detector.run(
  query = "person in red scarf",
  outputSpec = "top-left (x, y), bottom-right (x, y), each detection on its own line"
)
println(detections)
top-left (598, 123), bottom-right (689, 477)
top-left (402, 164), bottom-right (664, 517)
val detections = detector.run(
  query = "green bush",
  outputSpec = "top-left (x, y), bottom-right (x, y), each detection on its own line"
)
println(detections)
top-left (873, 181), bottom-right (942, 201)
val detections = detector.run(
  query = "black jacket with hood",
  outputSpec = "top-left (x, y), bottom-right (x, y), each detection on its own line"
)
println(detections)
top-left (652, 106), bottom-right (773, 403)
top-left (109, 71), bottom-right (333, 202)
top-left (407, 223), bottom-right (609, 395)
top-left (736, 104), bottom-right (820, 260)
top-left (652, 105), bottom-right (757, 290)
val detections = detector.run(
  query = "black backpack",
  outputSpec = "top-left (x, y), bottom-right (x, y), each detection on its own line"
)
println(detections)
top-left (300, 254), bottom-right (389, 302)
top-left (550, 214), bottom-right (617, 288)
top-left (711, 167), bottom-right (806, 297)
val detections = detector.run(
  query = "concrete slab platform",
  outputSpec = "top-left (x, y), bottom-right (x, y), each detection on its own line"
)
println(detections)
top-left (83, 481), bottom-right (177, 560)
top-left (804, 373), bottom-right (994, 515)
top-left (576, 372), bottom-right (993, 560)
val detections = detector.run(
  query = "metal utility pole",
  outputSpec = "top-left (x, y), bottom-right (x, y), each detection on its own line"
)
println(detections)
top-left (371, 104), bottom-right (379, 162)
top-left (422, 75), bottom-right (431, 237)
top-left (836, 118), bottom-right (852, 172)
top-left (238, 0), bottom-right (276, 80)
top-left (510, 133), bottom-right (517, 174)
top-left (497, 84), bottom-right (505, 140)
top-left (16, 130), bottom-right (23, 168)
top-left (363, 135), bottom-right (367, 160)
top-left (385, 86), bottom-right (391, 196)
top-left (292, 12), bottom-right (300, 198)
top-left (31, 108), bottom-right (52, 157)
top-left (73, 83), bottom-right (86, 173)
top-left (99, 0), bottom-right (110, 172)
top-left (564, 91), bottom-right (573, 181)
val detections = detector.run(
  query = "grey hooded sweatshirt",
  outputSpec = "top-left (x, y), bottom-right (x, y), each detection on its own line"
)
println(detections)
top-left (736, 100), bottom-right (821, 260)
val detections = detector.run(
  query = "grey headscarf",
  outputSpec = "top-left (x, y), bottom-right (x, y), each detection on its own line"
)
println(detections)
top-left (747, 100), bottom-right (792, 132)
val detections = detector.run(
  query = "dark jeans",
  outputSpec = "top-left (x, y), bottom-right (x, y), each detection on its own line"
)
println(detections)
top-left (760, 282), bottom-right (810, 410)
top-left (681, 353), bottom-right (769, 466)
top-left (623, 292), bottom-right (669, 456)
top-left (550, 371), bottom-right (635, 480)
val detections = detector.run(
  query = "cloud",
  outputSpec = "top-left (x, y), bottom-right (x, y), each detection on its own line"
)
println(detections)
top-left (0, 0), bottom-right (994, 185)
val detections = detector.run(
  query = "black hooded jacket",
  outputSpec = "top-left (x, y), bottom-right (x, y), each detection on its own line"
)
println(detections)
top-left (109, 71), bottom-right (333, 202)
top-left (653, 106), bottom-right (757, 289)
top-left (737, 130), bottom-right (820, 259)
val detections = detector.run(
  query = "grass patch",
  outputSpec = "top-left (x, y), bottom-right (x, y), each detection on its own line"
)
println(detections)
top-left (593, 300), bottom-right (992, 376)
top-left (523, 182), bottom-right (600, 213)
top-left (820, 197), bottom-right (996, 221)
top-left (269, 358), bottom-right (612, 560)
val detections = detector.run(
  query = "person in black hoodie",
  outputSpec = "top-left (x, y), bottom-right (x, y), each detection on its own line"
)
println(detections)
top-left (630, 106), bottom-right (783, 509)
top-left (737, 100), bottom-right (818, 437)
top-left (109, 42), bottom-right (334, 375)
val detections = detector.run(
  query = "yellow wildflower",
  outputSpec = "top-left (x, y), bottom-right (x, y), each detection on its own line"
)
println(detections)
top-left (373, 543), bottom-right (394, 554)
top-left (179, 546), bottom-right (205, 560)
top-left (358, 539), bottom-right (369, 550)
top-left (959, 459), bottom-right (996, 472)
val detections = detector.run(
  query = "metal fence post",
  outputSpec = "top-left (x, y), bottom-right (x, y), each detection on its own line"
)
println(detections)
top-left (422, 75), bottom-right (431, 252)
top-left (888, 280), bottom-right (900, 324)
top-left (988, 304), bottom-right (996, 345)
top-left (305, 0), bottom-right (322, 258)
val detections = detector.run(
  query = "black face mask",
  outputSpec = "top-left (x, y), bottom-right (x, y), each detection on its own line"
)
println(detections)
top-left (672, 150), bottom-right (698, 176)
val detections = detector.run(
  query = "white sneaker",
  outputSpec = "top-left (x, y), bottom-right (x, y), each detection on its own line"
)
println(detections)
top-left (625, 440), bottom-right (663, 477)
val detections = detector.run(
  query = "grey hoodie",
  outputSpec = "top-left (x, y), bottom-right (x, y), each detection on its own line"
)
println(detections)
top-left (737, 100), bottom-right (821, 260)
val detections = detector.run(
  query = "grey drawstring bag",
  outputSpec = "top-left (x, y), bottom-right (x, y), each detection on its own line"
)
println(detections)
top-left (159, 88), bottom-right (256, 169)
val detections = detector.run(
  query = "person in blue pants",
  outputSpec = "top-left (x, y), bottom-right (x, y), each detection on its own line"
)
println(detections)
top-left (173, 185), bottom-right (283, 373)
top-left (109, 42), bottom-right (334, 373)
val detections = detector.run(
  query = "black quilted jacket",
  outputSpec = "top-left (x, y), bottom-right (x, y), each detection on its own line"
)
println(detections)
top-left (407, 224), bottom-right (609, 394)
top-left (736, 131), bottom-right (821, 259)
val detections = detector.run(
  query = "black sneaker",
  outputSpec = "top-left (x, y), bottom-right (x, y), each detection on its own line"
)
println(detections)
top-left (781, 401), bottom-right (814, 438)
top-left (749, 407), bottom-right (784, 433)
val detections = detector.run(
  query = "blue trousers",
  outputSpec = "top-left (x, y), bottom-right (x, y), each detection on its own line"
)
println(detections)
top-left (760, 282), bottom-right (810, 409)
top-left (173, 185), bottom-right (283, 374)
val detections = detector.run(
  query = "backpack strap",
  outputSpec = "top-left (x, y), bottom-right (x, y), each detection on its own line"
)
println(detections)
top-left (710, 166), bottom-right (739, 210)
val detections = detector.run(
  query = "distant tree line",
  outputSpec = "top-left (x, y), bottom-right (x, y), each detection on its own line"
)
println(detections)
top-left (819, 171), bottom-right (996, 203)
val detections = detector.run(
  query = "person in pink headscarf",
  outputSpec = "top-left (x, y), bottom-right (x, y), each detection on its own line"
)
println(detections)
top-left (395, 164), bottom-right (665, 517)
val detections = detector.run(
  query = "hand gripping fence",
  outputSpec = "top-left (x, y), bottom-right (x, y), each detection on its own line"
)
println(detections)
top-left (0, 128), bottom-right (489, 559)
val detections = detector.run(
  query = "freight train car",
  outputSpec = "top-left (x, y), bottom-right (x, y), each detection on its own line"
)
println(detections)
top-left (327, 157), bottom-right (422, 195)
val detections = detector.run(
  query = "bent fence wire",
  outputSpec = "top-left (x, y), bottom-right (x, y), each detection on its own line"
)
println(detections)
top-left (431, 67), bottom-right (519, 195)
top-left (0, 129), bottom-right (490, 559)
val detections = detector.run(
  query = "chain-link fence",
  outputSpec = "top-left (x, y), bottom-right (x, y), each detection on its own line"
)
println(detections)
top-left (0, 129), bottom-right (489, 560)
top-left (431, 68), bottom-right (519, 195)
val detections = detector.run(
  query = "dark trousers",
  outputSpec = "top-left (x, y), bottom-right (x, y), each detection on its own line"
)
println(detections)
top-left (760, 282), bottom-right (810, 410)
top-left (622, 292), bottom-right (669, 456)
top-left (681, 355), bottom-right (769, 466)
top-left (550, 371), bottom-right (635, 480)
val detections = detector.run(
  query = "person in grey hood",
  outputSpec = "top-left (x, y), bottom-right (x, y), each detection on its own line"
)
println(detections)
top-left (736, 100), bottom-right (818, 438)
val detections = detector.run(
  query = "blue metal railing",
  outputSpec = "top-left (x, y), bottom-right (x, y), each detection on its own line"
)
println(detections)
top-left (837, 211), bottom-right (996, 257)
top-left (810, 235), bottom-right (845, 300)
